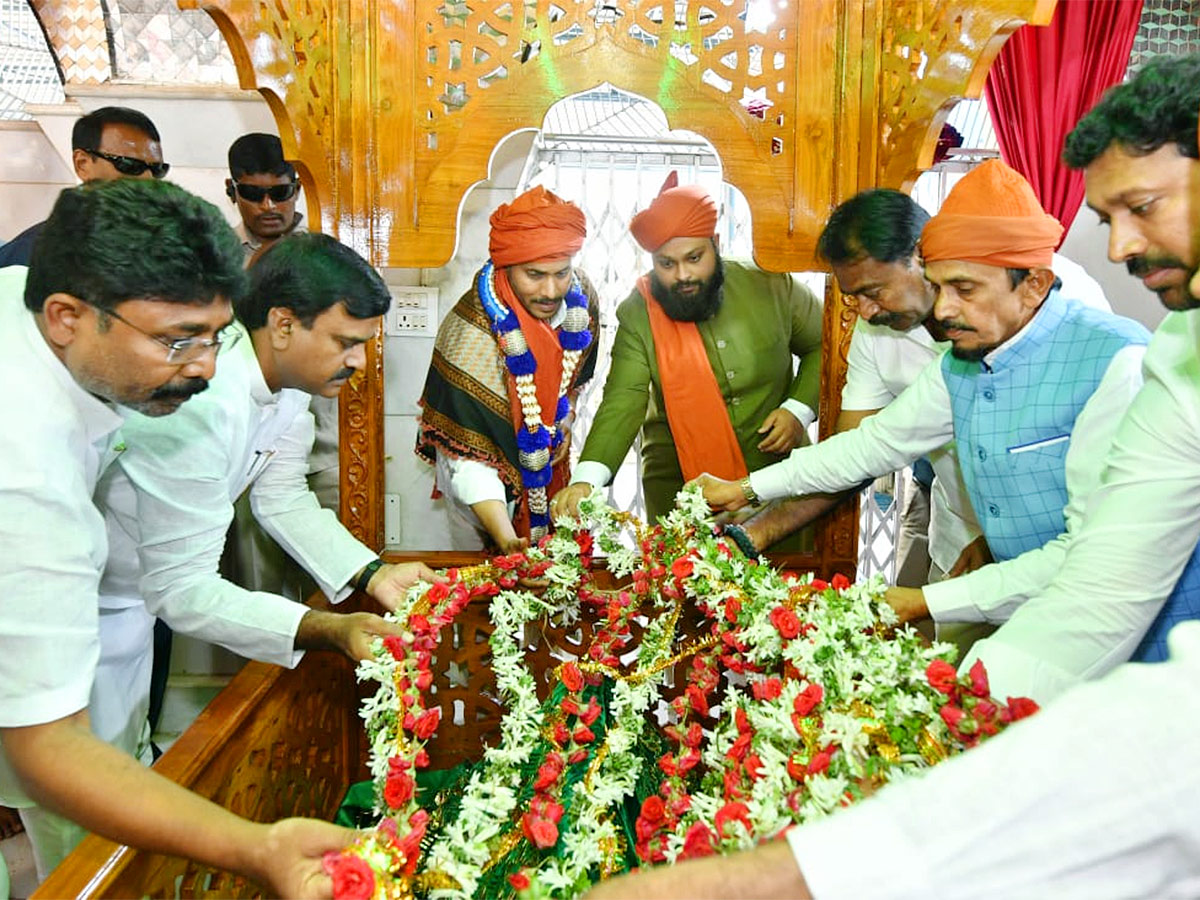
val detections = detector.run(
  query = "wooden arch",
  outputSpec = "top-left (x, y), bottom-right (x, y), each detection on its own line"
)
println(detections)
top-left (182, 0), bottom-right (1053, 573)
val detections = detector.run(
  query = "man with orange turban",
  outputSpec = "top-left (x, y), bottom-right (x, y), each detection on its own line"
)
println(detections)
top-left (416, 186), bottom-right (600, 550)
top-left (697, 160), bottom-right (1152, 649)
top-left (550, 175), bottom-right (824, 529)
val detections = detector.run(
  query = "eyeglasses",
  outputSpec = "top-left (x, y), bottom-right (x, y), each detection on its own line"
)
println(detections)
top-left (84, 149), bottom-right (170, 179)
top-left (94, 303), bottom-right (240, 364)
top-left (231, 181), bottom-right (299, 203)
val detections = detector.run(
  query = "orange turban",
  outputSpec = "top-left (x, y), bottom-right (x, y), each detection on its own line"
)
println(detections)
top-left (629, 172), bottom-right (719, 253)
top-left (488, 185), bottom-right (587, 267)
top-left (921, 159), bottom-right (1063, 268)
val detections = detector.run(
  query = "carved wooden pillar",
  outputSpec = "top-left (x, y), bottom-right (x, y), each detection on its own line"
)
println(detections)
top-left (187, 0), bottom-right (1053, 571)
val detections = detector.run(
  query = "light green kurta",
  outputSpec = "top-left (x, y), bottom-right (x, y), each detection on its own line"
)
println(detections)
top-left (579, 260), bottom-right (824, 519)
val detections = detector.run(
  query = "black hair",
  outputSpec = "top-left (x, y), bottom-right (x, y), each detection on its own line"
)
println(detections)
top-left (1063, 53), bottom-right (1200, 169)
top-left (817, 188), bottom-right (931, 266)
top-left (71, 106), bottom-right (160, 151)
top-left (228, 133), bottom-right (296, 180)
top-left (238, 232), bottom-right (390, 329)
top-left (25, 179), bottom-right (246, 313)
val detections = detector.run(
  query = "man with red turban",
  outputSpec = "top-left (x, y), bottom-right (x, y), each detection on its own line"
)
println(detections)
top-left (416, 186), bottom-right (600, 550)
top-left (550, 175), bottom-right (824, 530)
top-left (697, 160), bottom-right (1152, 651)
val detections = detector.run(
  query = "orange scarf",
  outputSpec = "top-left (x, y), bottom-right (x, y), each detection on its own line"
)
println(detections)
top-left (639, 275), bottom-right (747, 482)
top-left (496, 269), bottom-right (572, 537)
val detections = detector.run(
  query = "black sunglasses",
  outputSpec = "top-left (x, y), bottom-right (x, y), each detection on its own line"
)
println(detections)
top-left (85, 149), bottom-right (170, 179)
top-left (231, 181), bottom-right (299, 203)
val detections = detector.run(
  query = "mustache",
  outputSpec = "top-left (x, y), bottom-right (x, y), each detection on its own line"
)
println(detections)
top-left (330, 367), bottom-right (356, 382)
top-left (935, 319), bottom-right (976, 333)
top-left (149, 378), bottom-right (209, 401)
top-left (868, 311), bottom-right (908, 328)
top-left (1127, 254), bottom-right (1187, 278)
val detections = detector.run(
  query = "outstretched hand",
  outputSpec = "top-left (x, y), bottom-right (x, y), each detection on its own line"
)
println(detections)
top-left (295, 609), bottom-right (404, 662)
top-left (550, 482), bottom-right (594, 522)
top-left (250, 818), bottom-right (358, 899)
top-left (366, 561), bottom-right (446, 611)
top-left (685, 473), bottom-right (750, 512)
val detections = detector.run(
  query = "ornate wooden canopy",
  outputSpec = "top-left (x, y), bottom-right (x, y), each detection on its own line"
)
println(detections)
top-left (181, 0), bottom-right (1054, 573)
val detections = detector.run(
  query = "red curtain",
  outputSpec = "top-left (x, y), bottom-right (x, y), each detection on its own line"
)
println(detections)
top-left (984, 0), bottom-right (1144, 239)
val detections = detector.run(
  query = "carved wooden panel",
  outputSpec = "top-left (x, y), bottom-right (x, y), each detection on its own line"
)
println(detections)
top-left (35, 653), bottom-right (358, 900)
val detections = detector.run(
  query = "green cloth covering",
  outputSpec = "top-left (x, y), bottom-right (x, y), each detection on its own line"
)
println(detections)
top-left (577, 260), bottom-right (824, 528)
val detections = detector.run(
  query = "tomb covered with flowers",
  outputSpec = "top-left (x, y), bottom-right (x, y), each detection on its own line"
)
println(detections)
top-left (323, 487), bottom-right (1038, 899)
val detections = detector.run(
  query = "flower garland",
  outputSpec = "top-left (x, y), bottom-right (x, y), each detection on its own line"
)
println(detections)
top-left (477, 260), bottom-right (592, 540)
top-left (324, 487), bottom-right (1040, 899)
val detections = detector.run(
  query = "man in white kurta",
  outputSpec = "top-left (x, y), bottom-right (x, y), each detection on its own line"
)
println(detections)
top-left (0, 180), bottom-right (355, 895)
top-left (94, 232), bottom-right (435, 769)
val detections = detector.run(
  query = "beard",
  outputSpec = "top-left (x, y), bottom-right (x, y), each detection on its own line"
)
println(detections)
top-left (1127, 253), bottom-right (1200, 311)
top-left (649, 257), bottom-right (725, 322)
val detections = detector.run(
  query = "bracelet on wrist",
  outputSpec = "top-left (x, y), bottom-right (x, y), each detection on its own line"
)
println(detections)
top-left (722, 523), bottom-right (760, 559)
top-left (353, 558), bottom-right (385, 593)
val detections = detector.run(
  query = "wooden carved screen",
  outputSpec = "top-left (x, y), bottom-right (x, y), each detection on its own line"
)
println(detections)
top-left (184, 0), bottom-right (1053, 575)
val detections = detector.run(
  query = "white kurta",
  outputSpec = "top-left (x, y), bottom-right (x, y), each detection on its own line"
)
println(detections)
top-left (0, 268), bottom-right (124, 807)
top-left (789, 620), bottom-right (1200, 899)
top-left (967, 308), bottom-right (1200, 701)
top-left (93, 323), bottom-right (376, 748)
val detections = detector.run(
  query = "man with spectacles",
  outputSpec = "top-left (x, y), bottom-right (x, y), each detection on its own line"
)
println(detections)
top-left (0, 106), bottom-right (167, 269)
top-left (226, 133), bottom-right (304, 261)
top-left (0, 178), bottom-right (361, 896)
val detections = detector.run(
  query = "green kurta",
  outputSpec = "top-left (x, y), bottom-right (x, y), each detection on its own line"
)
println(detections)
top-left (578, 260), bottom-right (824, 520)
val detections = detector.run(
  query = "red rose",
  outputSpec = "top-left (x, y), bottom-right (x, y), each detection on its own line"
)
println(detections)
top-left (533, 762), bottom-right (561, 792)
top-left (509, 871), bottom-right (532, 891)
top-left (671, 556), bottom-right (695, 579)
top-left (792, 683), bottom-right (824, 718)
top-left (572, 724), bottom-right (595, 744)
top-left (744, 753), bottom-right (763, 781)
top-left (967, 658), bottom-right (991, 698)
top-left (323, 852), bottom-right (375, 900)
top-left (786, 752), bottom-right (806, 782)
top-left (560, 697), bottom-right (581, 717)
top-left (1004, 696), bottom-right (1040, 722)
top-left (686, 684), bottom-right (710, 718)
top-left (683, 721), bottom-right (704, 748)
top-left (681, 821), bottom-right (716, 858)
top-left (568, 748), bottom-right (588, 765)
top-left (806, 746), bottom-right (836, 775)
top-left (714, 800), bottom-right (752, 838)
top-left (810, 578), bottom-right (829, 591)
top-left (382, 635), bottom-right (406, 661)
top-left (640, 794), bottom-right (666, 823)
top-left (383, 770), bottom-right (414, 808)
top-left (559, 662), bottom-right (584, 695)
top-left (925, 659), bottom-right (959, 695)
top-left (522, 813), bottom-right (560, 849)
top-left (580, 697), bottom-right (602, 726)
top-left (408, 614), bottom-right (431, 635)
top-left (724, 597), bottom-right (742, 623)
top-left (830, 573), bottom-right (851, 591)
top-left (413, 707), bottom-right (441, 739)
top-left (769, 606), bottom-right (801, 640)
top-left (677, 748), bottom-right (701, 773)
top-left (726, 731), bottom-right (752, 762)
top-left (659, 752), bottom-right (678, 777)
top-left (552, 722), bottom-right (572, 745)
top-left (426, 581), bottom-right (450, 604)
top-left (752, 677), bottom-right (783, 701)
top-left (414, 669), bottom-right (433, 690)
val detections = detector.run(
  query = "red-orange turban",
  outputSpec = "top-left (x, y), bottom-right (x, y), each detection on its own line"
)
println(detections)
top-left (629, 172), bottom-right (719, 253)
top-left (488, 185), bottom-right (587, 267)
top-left (921, 160), bottom-right (1063, 268)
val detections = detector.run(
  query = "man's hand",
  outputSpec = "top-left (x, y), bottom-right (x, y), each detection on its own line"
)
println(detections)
top-left (756, 407), bottom-right (805, 455)
top-left (249, 818), bottom-right (358, 899)
top-left (687, 473), bottom-right (751, 512)
top-left (551, 430), bottom-right (573, 466)
top-left (550, 482), bottom-right (593, 522)
top-left (295, 609), bottom-right (403, 662)
top-left (884, 586), bottom-right (930, 624)
top-left (946, 535), bottom-right (993, 579)
top-left (366, 561), bottom-right (445, 611)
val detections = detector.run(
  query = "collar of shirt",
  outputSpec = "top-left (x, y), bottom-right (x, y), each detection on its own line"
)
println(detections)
top-left (236, 211), bottom-right (306, 253)
top-left (981, 289), bottom-right (1059, 372)
top-left (10, 269), bottom-right (124, 447)
top-left (227, 319), bottom-right (284, 409)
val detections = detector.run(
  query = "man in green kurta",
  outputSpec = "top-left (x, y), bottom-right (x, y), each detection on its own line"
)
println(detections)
top-left (551, 176), bottom-right (823, 529)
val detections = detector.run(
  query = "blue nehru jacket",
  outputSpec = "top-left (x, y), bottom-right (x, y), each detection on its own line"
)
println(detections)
top-left (942, 292), bottom-right (1149, 563)
top-left (1135, 543), bottom-right (1200, 662)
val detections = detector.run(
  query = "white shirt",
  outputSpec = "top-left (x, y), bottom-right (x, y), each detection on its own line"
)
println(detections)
top-left (841, 320), bottom-right (978, 572)
top-left (965, 309), bottom-right (1200, 701)
top-left (0, 268), bottom-right (124, 804)
top-left (751, 305), bottom-right (1146, 623)
top-left (789, 621), bottom-right (1200, 899)
top-left (95, 323), bottom-right (376, 667)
